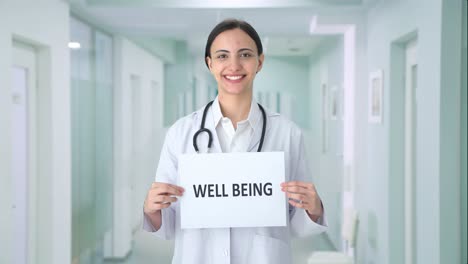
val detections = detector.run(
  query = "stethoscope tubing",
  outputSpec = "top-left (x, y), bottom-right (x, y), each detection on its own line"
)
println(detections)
top-left (193, 100), bottom-right (267, 153)
top-left (193, 101), bottom-right (214, 152)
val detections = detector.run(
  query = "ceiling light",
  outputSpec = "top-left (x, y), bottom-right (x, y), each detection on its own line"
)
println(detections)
top-left (68, 42), bottom-right (81, 49)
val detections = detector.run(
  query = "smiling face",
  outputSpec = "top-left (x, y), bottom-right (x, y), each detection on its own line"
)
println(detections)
top-left (206, 28), bottom-right (264, 99)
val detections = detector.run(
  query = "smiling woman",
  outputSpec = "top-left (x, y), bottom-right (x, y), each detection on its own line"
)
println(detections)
top-left (1, 1), bottom-right (463, 264)
top-left (142, 18), bottom-right (327, 264)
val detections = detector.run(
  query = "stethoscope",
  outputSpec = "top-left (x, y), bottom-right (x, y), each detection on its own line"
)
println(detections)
top-left (193, 100), bottom-right (267, 153)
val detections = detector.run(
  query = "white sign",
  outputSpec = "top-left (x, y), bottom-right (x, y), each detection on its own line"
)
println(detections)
top-left (178, 152), bottom-right (287, 229)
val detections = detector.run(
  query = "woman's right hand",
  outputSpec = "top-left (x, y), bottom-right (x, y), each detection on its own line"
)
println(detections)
top-left (144, 182), bottom-right (184, 216)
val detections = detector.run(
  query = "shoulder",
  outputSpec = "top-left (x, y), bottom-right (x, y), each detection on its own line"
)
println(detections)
top-left (266, 109), bottom-right (303, 137)
top-left (165, 108), bottom-right (203, 138)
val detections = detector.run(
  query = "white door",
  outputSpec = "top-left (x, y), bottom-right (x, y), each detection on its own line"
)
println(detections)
top-left (404, 39), bottom-right (418, 264)
top-left (11, 42), bottom-right (37, 264)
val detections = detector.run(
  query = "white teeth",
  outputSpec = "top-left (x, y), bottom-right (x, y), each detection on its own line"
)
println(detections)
top-left (225, 75), bottom-right (243, 80)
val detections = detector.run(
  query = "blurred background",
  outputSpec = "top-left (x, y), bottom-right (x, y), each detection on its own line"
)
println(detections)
top-left (0, 0), bottom-right (466, 264)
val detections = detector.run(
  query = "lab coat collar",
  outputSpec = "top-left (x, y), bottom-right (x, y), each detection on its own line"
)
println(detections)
top-left (209, 96), bottom-right (268, 152)
top-left (211, 96), bottom-right (261, 131)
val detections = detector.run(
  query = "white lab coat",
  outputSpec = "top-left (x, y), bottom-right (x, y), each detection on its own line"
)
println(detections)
top-left (143, 102), bottom-right (327, 264)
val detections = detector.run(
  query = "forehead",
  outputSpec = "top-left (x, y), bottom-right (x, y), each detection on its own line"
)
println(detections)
top-left (211, 28), bottom-right (257, 51)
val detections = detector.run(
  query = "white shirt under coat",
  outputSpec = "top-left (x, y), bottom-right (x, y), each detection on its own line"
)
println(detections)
top-left (143, 97), bottom-right (327, 264)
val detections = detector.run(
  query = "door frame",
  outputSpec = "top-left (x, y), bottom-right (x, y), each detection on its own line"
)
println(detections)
top-left (404, 38), bottom-right (417, 264)
top-left (389, 31), bottom-right (418, 264)
top-left (11, 40), bottom-right (38, 264)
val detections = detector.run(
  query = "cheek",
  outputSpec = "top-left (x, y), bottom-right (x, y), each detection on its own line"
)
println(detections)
top-left (214, 70), bottom-right (223, 78)
top-left (210, 64), bottom-right (222, 74)
top-left (244, 61), bottom-right (259, 71)
top-left (209, 67), bottom-right (220, 78)
top-left (245, 65), bottom-right (258, 75)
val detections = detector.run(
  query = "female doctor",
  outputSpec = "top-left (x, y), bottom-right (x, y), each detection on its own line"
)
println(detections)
top-left (143, 19), bottom-right (327, 264)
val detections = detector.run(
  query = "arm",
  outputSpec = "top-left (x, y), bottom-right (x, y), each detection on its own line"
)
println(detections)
top-left (142, 127), bottom-right (181, 240)
top-left (284, 132), bottom-right (328, 237)
top-left (143, 182), bottom-right (183, 231)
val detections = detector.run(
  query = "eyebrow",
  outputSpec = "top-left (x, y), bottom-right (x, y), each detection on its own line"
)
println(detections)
top-left (214, 48), bottom-right (255, 54)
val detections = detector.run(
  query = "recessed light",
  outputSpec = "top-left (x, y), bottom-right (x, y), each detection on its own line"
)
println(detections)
top-left (68, 42), bottom-right (81, 49)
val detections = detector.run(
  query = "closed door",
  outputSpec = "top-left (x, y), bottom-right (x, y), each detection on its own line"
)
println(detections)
top-left (11, 41), bottom-right (37, 264)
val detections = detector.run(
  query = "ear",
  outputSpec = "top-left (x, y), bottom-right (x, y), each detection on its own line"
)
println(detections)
top-left (206, 56), bottom-right (213, 71)
top-left (256, 54), bottom-right (265, 74)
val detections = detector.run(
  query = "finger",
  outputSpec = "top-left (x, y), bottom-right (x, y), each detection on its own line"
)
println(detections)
top-left (152, 202), bottom-right (171, 211)
top-left (144, 200), bottom-right (169, 214)
top-left (151, 192), bottom-right (180, 203)
top-left (166, 183), bottom-right (185, 193)
top-left (152, 182), bottom-right (185, 193)
top-left (149, 189), bottom-right (182, 200)
top-left (286, 192), bottom-right (307, 202)
top-left (281, 186), bottom-right (312, 194)
top-left (154, 196), bottom-right (178, 204)
top-left (282, 186), bottom-right (303, 193)
top-left (281, 181), bottom-right (315, 190)
top-left (288, 199), bottom-right (305, 209)
top-left (154, 184), bottom-right (184, 196)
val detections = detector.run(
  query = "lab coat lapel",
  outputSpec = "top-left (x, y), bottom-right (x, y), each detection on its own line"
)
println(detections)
top-left (247, 112), bottom-right (270, 152)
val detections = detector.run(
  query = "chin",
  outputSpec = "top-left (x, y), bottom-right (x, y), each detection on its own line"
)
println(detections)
top-left (221, 88), bottom-right (250, 97)
top-left (221, 84), bottom-right (252, 95)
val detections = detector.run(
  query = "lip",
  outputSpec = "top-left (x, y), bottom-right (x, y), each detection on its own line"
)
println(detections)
top-left (223, 75), bottom-right (246, 82)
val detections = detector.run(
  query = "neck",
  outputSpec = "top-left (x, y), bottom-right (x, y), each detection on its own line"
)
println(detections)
top-left (218, 93), bottom-right (252, 128)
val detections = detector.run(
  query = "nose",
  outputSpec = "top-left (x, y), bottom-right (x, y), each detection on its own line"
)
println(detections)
top-left (227, 56), bottom-right (242, 71)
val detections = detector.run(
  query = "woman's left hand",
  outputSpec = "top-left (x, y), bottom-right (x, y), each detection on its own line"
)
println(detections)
top-left (281, 181), bottom-right (323, 221)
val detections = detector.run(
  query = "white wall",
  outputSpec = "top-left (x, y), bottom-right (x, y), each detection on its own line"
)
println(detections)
top-left (361, 0), bottom-right (463, 263)
top-left (111, 36), bottom-right (165, 258)
top-left (0, 1), bottom-right (71, 264)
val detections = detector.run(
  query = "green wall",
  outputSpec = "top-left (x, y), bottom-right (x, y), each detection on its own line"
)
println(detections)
top-left (130, 37), bottom-right (178, 64)
top-left (364, 0), bottom-right (464, 263)
top-left (439, 2), bottom-right (464, 263)
top-left (461, 1), bottom-right (467, 263)
top-left (164, 41), bottom-right (193, 126)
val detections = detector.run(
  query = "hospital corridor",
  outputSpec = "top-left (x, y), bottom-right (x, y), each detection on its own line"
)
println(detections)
top-left (0, 0), bottom-right (466, 264)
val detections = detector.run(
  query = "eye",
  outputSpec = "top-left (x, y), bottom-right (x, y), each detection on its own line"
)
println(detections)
top-left (240, 52), bottom-right (253, 58)
top-left (216, 54), bottom-right (228, 59)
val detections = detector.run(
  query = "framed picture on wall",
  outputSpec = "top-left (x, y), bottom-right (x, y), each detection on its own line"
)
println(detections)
top-left (368, 69), bottom-right (383, 124)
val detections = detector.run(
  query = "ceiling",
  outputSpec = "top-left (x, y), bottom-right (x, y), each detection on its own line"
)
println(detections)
top-left (69, 0), bottom-right (376, 58)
